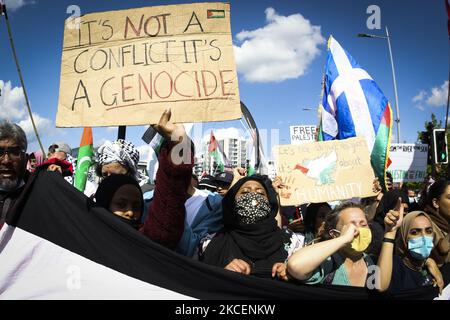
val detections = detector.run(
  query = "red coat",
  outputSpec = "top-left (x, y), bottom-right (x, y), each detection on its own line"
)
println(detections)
top-left (38, 158), bottom-right (73, 177)
top-left (140, 141), bottom-right (193, 249)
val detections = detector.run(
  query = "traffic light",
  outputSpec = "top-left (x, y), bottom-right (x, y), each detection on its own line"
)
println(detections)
top-left (433, 129), bottom-right (448, 164)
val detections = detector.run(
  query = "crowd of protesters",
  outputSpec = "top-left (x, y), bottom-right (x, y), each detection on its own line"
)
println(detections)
top-left (1, 111), bottom-right (450, 298)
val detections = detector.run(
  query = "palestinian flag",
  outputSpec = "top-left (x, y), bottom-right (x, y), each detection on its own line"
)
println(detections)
top-left (207, 9), bottom-right (225, 19)
top-left (142, 123), bottom-right (194, 158)
top-left (143, 124), bottom-right (194, 184)
top-left (74, 127), bottom-right (93, 192)
top-left (208, 131), bottom-right (225, 173)
top-left (0, 171), bottom-right (443, 299)
top-left (0, 171), bottom-right (369, 299)
top-left (150, 134), bottom-right (165, 157)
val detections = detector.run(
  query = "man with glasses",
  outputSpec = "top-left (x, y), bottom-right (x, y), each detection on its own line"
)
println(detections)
top-left (0, 120), bottom-right (29, 226)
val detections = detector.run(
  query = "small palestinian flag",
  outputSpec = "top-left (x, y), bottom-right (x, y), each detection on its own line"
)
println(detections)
top-left (207, 9), bottom-right (225, 19)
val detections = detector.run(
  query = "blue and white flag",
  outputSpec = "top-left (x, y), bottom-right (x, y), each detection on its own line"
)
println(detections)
top-left (319, 36), bottom-right (392, 185)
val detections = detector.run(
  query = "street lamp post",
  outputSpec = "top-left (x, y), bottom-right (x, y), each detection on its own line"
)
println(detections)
top-left (358, 26), bottom-right (401, 143)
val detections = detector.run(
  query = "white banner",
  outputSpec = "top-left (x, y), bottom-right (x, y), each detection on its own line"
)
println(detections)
top-left (387, 144), bottom-right (428, 183)
top-left (290, 125), bottom-right (317, 145)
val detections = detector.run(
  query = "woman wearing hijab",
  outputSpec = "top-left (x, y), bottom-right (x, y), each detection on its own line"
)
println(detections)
top-left (424, 180), bottom-right (450, 266)
top-left (199, 175), bottom-right (302, 280)
top-left (27, 150), bottom-right (44, 172)
top-left (96, 139), bottom-right (141, 181)
top-left (388, 211), bottom-right (444, 295)
top-left (95, 174), bottom-right (144, 230)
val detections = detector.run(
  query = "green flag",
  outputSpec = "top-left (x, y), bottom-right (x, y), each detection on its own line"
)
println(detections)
top-left (74, 127), bottom-right (94, 192)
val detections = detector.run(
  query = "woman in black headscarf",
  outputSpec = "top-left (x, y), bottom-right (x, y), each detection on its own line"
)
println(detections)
top-left (199, 175), bottom-right (301, 279)
top-left (95, 174), bottom-right (144, 229)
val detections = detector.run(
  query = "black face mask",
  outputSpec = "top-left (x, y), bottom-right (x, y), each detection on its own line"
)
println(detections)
top-left (234, 192), bottom-right (271, 224)
top-left (116, 215), bottom-right (142, 230)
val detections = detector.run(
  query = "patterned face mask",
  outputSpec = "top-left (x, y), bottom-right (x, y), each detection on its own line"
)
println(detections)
top-left (235, 192), bottom-right (271, 224)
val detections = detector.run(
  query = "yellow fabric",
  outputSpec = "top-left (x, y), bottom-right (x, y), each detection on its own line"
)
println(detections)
top-left (351, 227), bottom-right (372, 253)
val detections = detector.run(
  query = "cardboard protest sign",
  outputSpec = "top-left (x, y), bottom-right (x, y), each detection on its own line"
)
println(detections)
top-left (56, 2), bottom-right (241, 127)
top-left (387, 144), bottom-right (428, 182)
top-left (290, 125), bottom-right (317, 144)
top-left (274, 137), bottom-right (376, 206)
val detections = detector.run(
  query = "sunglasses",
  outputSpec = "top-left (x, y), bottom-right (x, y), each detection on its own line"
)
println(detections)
top-left (0, 147), bottom-right (26, 160)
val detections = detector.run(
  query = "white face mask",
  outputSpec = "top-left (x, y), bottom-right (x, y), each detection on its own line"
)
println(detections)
top-left (408, 197), bottom-right (416, 203)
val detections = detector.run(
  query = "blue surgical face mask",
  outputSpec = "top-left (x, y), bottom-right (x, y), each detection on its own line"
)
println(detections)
top-left (407, 236), bottom-right (434, 260)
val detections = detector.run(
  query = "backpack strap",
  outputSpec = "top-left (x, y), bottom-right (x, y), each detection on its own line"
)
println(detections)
top-left (323, 254), bottom-right (338, 285)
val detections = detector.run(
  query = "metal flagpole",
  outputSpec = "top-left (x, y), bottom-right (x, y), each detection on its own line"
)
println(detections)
top-left (240, 101), bottom-right (260, 172)
top-left (1, 2), bottom-right (46, 156)
top-left (385, 26), bottom-right (401, 143)
top-left (444, 0), bottom-right (450, 179)
top-left (358, 28), bottom-right (401, 143)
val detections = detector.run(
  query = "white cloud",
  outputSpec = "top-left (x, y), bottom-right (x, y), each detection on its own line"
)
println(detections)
top-left (1, 80), bottom-right (61, 152)
top-left (233, 7), bottom-right (325, 83)
top-left (415, 104), bottom-right (425, 111)
top-left (94, 138), bottom-right (108, 149)
top-left (427, 81), bottom-right (449, 107)
top-left (412, 81), bottom-right (449, 109)
top-left (0, 80), bottom-right (26, 121)
top-left (4, 0), bottom-right (34, 12)
top-left (412, 91), bottom-right (426, 103)
top-left (17, 113), bottom-right (56, 144)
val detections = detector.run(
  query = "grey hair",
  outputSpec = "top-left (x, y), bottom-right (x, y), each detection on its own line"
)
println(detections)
top-left (0, 120), bottom-right (28, 151)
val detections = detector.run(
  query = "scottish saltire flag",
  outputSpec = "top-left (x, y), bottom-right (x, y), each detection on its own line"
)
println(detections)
top-left (319, 36), bottom-right (393, 187)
